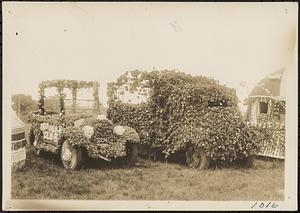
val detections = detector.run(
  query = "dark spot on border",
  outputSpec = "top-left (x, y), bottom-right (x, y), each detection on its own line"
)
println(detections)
top-left (16, 32), bottom-right (18, 36)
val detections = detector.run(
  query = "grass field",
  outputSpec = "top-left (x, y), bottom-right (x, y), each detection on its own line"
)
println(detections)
top-left (12, 147), bottom-right (284, 200)
top-left (11, 124), bottom-right (284, 200)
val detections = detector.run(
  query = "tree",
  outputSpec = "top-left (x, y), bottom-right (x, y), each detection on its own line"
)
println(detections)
top-left (12, 94), bottom-right (38, 115)
top-left (12, 94), bottom-right (38, 122)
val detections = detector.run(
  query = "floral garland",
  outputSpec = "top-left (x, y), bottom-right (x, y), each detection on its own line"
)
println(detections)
top-left (40, 80), bottom-right (94, 89)
top-left (38, 80), bottom-right (100, 114)
top-left (28, 112), bottom-right (92, 126)
top-left (71, 87), bottom-right (77, 112)
top-left (92, 81), bottom-right (100, 113)
top-left (38, 85), bottom-right (46, 114)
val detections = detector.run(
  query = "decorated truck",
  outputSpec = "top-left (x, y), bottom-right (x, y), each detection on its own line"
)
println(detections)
top-left (28, 80), bottom-right (140, 170)
top-left (107, 70), bottom-right (262, 169)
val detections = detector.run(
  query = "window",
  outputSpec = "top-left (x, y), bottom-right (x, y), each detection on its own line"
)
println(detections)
top-left (259, 102), bottom-right (268, 114)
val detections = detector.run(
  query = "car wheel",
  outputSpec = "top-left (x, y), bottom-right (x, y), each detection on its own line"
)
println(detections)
top-left (125, 142), bottom-right (139, 167)
top-left (186, 145), bottom-right (210, 169)
top-left (60, 140), bottom-right (83, 170)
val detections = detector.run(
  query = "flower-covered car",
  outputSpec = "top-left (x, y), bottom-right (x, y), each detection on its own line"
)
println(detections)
top-left (28, 80), bottom-right (140, 170)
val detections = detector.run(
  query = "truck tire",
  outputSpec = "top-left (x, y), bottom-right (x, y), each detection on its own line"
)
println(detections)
top-left (186, 145), bottom-right (210, 170)
top-left (60, 140), bottom-right (83, 170)
top-left (243, 155), bottom-right (254, 168)
top-left (125, 142), bottom-right (139, 167)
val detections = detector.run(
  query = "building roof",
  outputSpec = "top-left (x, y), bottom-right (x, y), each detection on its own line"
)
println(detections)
top-left (248, 68), bottom-right (285, 98)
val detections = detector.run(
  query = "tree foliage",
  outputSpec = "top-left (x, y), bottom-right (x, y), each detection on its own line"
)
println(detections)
top-left (12, 94), bottom-right (38, 121)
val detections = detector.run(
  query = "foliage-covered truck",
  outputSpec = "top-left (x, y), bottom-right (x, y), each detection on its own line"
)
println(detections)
top-left (107, 70), bottom-right (262, 169)
top-left (28, 80), bottom-right (140, 170)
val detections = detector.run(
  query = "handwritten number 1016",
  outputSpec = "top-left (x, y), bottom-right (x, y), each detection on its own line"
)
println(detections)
top-left (251, 202), bottom-right (278, 209)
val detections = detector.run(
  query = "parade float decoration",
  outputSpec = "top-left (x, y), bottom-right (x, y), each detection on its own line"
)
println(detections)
top-left (28, 80), bottom-right (141, 170)
top-left (244, 69), bottom-right (286, 159)
top-left (107, 70), bottom-right (263, 169)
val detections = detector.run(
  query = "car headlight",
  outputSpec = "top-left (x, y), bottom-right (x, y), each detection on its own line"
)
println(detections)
top-left (114, 125), bottom-right (125, 136)
top-left (82, 125), bottom-right (94, 139)
top-left (40, 123), bottom-right (49, 131)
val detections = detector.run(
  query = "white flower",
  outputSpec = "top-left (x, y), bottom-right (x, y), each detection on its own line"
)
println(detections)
top-left (97, 114), bottom-right (107, 120)
top-left (40, 123), bottom-right (49, 131)
top-left (114, 125), bottom-right (125, 136)
top-left (82, 125), bottom-right (94, 139)
top-left (74, 118), bottom-right (85, 128)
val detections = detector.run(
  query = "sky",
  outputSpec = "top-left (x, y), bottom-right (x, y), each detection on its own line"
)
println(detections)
top-left (3, 2), bottom-right (298, 110)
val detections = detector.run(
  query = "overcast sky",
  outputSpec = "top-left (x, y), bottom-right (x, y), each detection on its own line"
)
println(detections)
top-left (4, 2), bottom-right (297, 108)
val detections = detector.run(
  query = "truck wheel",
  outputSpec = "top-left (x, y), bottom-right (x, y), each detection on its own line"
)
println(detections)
top-left (186, 145), bottom-right (210, 169)
top-left (243, 155), bottom-right (254, 168)
top-left (125, 142), bottom-right (138, 167)
top-left (60, 140), bottom-right (83, 170)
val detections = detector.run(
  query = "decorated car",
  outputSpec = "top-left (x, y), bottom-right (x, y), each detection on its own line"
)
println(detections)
top-left (12, 109), bottom-right (27, 170)
top-left (28, 80), bottom-right (140, 170)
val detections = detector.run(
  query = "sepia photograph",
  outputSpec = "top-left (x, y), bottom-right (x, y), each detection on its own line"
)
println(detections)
top-left (2, 2), bottom-right (298, 211)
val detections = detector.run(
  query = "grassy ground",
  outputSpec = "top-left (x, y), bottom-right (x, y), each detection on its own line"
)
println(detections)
top-left (11, 124), bottom-right (284, 200)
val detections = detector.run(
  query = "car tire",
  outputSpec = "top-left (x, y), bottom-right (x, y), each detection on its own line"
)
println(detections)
top-left (186, 145), bottom-right (210, 169)
top-left (60, 140), bottom-right (83, 170)
top-left (125, 142), bottom-right (139, 167)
